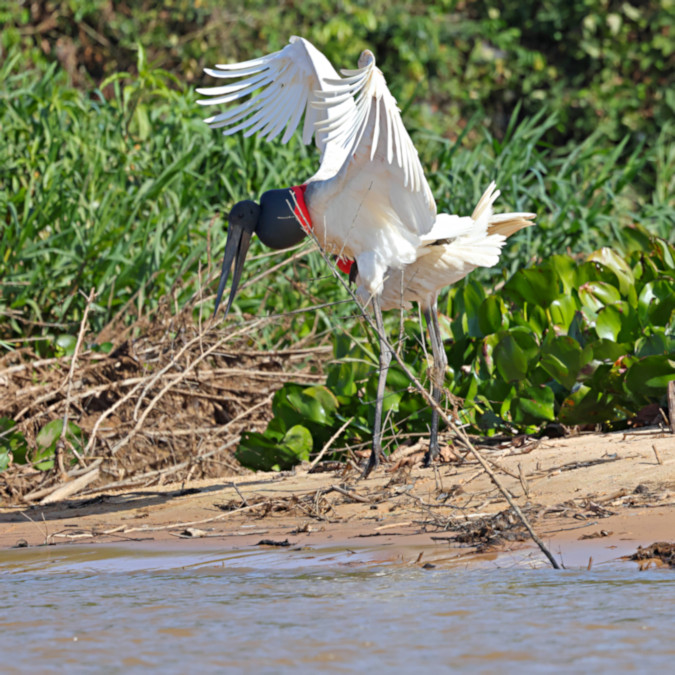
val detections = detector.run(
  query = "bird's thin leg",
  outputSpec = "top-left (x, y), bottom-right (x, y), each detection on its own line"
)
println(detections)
top-left (363, 295), bottom-right (391, 478)
top-left (423, 299), bottom-right (447, 466)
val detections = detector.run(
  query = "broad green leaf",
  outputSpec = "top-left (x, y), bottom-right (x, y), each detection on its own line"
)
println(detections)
top-left (504, 265), bottom-right (559, 307)
top-left (478, 294), bottom-right (507, 334)
top-left (578, 281), bottom-right (621, 313)
top-left (540, 335), bottom-right (592, 389)
top-left (547, 255), bottom-right (578, 293)
top-left (275, 384), bottom-right (339, 427)
top-left (634, 331), bottom-right (675, 357)
top-left (595, 302), bottom-right (639, 342)
top-left (549, 294), bottom-right (578, 330)
top-left (451, 280), bottom-right (486, 339)
top-left (282, 425), bottom-right (313, 459)
top-left (574, 260), bottom-right (618, 287)
top-left (511, 385), bottom-right (556, 424)
top-left (55, 334), bottom-right (77, 355)
top-left (558, 385), bottom-right (619, 425)
top-left (493, 329), bottom-right (539, 382)
top-left (625, 356), bottom-right (675, 399)
top-left (592, 338), bottom-right (629, 362)
top-left (587, 248), bottom-right (635, 297)
top-left (652, 239), bottom-right (675, 270)
top-left (236, 431), bottom-right (310, 472)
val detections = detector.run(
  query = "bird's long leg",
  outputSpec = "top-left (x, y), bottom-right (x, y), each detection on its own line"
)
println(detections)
top-left (363, 295), bottom-right (392, 478)
top-left (423, 298), bottom-right (447, 466)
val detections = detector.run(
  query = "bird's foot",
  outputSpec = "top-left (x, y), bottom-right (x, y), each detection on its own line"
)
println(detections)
top-left (361, 448), bottom-right (384, 479)
top-left (423, 443), bottom-right (439, 468)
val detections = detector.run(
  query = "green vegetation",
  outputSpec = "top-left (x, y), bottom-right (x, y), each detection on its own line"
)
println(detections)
top-left (1, 1), bottom-right (674, 472)
top-left (239, 235), bottom-right (675, 469)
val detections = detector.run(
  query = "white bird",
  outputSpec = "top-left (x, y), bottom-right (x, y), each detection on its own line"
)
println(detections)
top-left (197, 36), bottom-right (534, 474)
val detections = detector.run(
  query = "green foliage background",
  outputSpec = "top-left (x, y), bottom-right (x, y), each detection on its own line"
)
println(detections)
top-left (1, 0), bottom-right (674, 470)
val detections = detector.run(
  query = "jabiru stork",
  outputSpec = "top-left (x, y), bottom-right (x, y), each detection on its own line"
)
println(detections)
top-left (197, 37), bottom-right (534, 474)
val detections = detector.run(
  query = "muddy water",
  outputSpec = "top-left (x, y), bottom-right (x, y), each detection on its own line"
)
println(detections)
top-left (2, 544), bottom-right (674, 673)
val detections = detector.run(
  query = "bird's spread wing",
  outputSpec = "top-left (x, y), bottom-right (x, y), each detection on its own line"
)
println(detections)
top-left (313, 50), bottom-right (436, 234)
top-left (314, 51), bottom-right (432, 195)
top-left (196, 36), bottom-right (355, 168)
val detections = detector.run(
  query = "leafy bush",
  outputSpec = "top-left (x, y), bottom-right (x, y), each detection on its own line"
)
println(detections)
top-left (237, 232), bottom-right (675, 470)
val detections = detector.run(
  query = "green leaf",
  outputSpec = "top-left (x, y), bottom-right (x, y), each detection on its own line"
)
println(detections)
top-left (595, 302), bottom-right (639, 342)
top-left (540, 335), bottom-right (592, 389)
top-left (549, 294), bottom-right (578, 330)
top-left (451, 280), bottom-right (486, 339)
top-left (634, 330), bottom-right (675, 357)
top-left (625, 356), bottom-right (675, 400)
top-left (273, 384), bottom-right (339, 428)
top-left (504, 265), bottom-right (559, 307)
top-left (493, 329), bottom-right (539, 382)
top-left (558, 385), bottom-right (619, 425)
top-left (477, 294), bottom-right (507, 334)
top-left (578, 282), bottom-right (622, 313)
top-left (55, 334), bottom-right (77, 356)
top-left (282, 425), bottom-right (313, 459)
top-left (638, 280), bottom-right (675, 326)
top-left (0, 417), bottom-right (28, 466)
top-left (236, 430), bottom-right (311, 472)
top-left (34, 419), bottom-right (84, 471)
top-left (547, 255), bottom-right (578, 293)
top-left (592, 339), bottom-right (629, 362)
top-left (587, 248), bottom-right (635, 297)
top-left (511, 385), bottom-right (556, 424)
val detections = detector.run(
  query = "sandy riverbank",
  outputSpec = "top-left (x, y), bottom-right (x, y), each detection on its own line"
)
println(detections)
top-left (2, 428), bottom-right (673, 568)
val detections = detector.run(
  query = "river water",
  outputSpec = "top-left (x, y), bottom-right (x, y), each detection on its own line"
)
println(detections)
top-left (2, 543), bottom-right (674, 673)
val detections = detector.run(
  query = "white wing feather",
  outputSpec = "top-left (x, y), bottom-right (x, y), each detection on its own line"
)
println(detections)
top-left (197, 36), bottom-right (355, 167)
top-left (313, 50), bottom-right (430, 195)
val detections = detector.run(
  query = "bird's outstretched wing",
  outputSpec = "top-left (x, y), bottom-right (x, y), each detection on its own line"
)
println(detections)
top-left (314, 51), bottom-right (432, 196)
top-left (196, 36), bottom-right (355, 169)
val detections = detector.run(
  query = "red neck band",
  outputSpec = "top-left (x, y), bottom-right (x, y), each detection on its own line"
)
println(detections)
top-left (290, 184), bottom-right (353, 276)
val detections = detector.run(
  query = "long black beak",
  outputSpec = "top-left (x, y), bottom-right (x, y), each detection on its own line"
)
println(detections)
top-left (213, 200), bottom-right (260, 318)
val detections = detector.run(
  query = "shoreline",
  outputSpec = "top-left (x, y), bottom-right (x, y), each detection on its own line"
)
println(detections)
top-left (2, 428), bottom-right (673, 570)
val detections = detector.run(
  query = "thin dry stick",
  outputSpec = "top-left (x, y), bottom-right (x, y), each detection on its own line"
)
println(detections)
top-left (297, 205), bottom-right (561, 569)
top-left (60, 287), bottom-right (97, 467)
top-left (328, 484), bottom-right (372, 504)
top-left (132, 316), bottom-right (268, 419)
top-left (652, 444), bottom-right (663, 466)
top-left (111, 338), bottom-right (229, 457)
top-left (518, 463), bottom-right (531, 498)
top-left (23, 459), bottom-right (104, 502)
top-left (141, 392), bottom-right (274, 438)
top-left (108, 502), bottom-right (262, 534)
top-left (308, 416), bottom-right (355, 471)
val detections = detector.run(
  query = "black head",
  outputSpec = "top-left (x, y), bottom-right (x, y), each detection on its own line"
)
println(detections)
top-left (213, 188), bottom-right (308, 318)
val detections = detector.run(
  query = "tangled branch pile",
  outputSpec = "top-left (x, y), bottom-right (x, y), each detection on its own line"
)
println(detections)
top-left (0, 308), bottom-right (329, 504)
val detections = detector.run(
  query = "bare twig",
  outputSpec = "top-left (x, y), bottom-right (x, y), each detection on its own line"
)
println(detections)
top-left (308, 416), bottom-right (354, 471)
top-left (60, 287), bottom-right (97, 468)
top-left (652, 444), bottom-right (664, 466)
top-left (328, 484), bottom-right (372, 504)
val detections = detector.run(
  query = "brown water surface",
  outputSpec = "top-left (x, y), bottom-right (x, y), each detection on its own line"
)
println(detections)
top-left (2, 544), bottom-right (674, 673)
